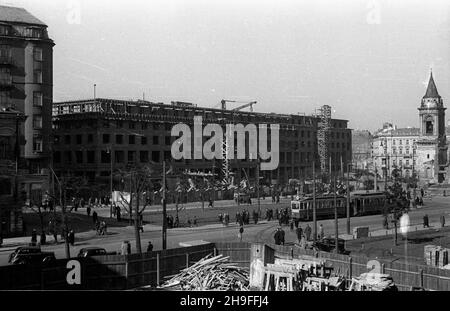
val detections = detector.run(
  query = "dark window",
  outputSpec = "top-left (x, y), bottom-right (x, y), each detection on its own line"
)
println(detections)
top-left (165, 124), bottom-right (172, 131)
top-left (141, 136), bottom-right (147, 145)
top-left (101, 150), bottom-right (111, 163)
top-left (87, 151), bottom-right (95, 163)
top-left (153, 136), bottom-right (159, 145)
top-left (129, 135), bottom-right (135, 144)
top-left (65, 135), bottom-right (71, 144)
top-left (141, 123), bottom-right (148, 130)
top-left (65, 151), bottom-right (72, 163)
top-left (128, 151), bottom-right (136, 163)
top-left (129, 122), bottom-right (135, 129)
top-left (165, 136), bottom-right (171, 145)
top-left (76, 134), bottom-right (82, 144)
top-left (426, 120), bottom-right (433, 135)
top-left (103, 134), bottom-right (110, 144)
top-left (152, 151), bottom-right (160, 162)
top-left (54, 135), bottom-right (60, 145)
top-left (116, 135), bottom-right (123, 144)
top-left (116, 121), bottom-right (123, 128)
top-left (87, 134), bottom-right (93, 143)
top-left (103, 120), bottom-right (110, 128)
top-left (115, 150), bottom-right (124, 163)
top-left (75, 151), bottom-right (83, 164)
top-left (53, 151), bottom-right (61, 163)
top-left (140, 151), bottom-right (149, 163)
top-left (164, 151), bottom-right (171, 161)
top-left (153, 123), bottom-right (159, 130)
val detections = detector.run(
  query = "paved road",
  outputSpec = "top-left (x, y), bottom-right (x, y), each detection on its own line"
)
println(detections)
top-left (1, 196), bottom-right (448, 266)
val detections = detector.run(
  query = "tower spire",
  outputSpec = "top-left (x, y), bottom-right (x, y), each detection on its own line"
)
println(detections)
top-left (423, 70), bottom-right (440, 99)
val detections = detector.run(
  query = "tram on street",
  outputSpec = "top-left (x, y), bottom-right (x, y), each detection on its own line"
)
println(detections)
top-left (290, 190), bottom-right (389, 221)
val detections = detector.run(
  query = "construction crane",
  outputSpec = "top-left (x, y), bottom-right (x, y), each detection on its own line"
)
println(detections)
top-left (317, 105), bottom-right (331, 176)
top-left (218, 99), bottom-right (257, 111)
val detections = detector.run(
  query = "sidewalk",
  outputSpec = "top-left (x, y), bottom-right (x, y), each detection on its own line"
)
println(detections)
top-left (338, 221), bottom-right (445, 241)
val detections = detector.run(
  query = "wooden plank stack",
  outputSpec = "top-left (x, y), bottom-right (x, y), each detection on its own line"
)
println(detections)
top-left (159, 254), bottom-right (250, 291)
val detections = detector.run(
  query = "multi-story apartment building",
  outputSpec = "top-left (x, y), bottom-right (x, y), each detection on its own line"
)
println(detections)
top-left (0, 6), bottom-right (54, 238)
top-left (52, 98), bottom-right (352, 190)
top-left (0, 5), bottom-right (54, 175)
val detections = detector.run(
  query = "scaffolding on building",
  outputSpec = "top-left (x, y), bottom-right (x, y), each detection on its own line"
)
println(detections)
top-left (317, 105), bottom-right (331, 176)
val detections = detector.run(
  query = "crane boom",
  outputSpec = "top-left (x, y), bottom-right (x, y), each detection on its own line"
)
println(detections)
top-left (219, 99), bottom-right (257, 110)
top-left (232, 101), bottom-right (257, 112)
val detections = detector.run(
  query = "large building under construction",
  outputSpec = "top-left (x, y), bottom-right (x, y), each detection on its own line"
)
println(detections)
top-left (51, 98), bottom-right (352, 188)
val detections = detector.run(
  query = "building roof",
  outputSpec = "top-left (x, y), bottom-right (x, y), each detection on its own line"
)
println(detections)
top-left (0, 5), bottom-right (46, 26)
top-left (423, 71), bottom-right (440, 99)
top-left (375, 127), bottom-right (420, 137)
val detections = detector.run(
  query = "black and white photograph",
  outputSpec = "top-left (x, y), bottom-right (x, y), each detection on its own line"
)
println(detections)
top-left (0, 0), bottom-right (450, 298)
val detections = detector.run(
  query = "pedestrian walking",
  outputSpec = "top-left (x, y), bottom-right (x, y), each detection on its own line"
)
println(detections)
top-left (69, 230), bottom-right (75, 246)
top-left (31, 229), bottom-right (37, 246)
top-left (147, 241), bottom-right (153, 252)
top-left (423, 214), bottom-right (429, 228)
top-left (87, 205), bottom-right (91, 216)
top-left (319, 224), bottom-right (324, 240)
top-left (441, 215), bottom-right (446, 228)
top-left (296, 226), bottom-right (303, 243)
top-left (280, 227), bottom-right (285, 245)
top-left (92, 211), bottom-right (98, 224)
top-left (305, 224), bottom-right (312, 241)
top-left (238, 225), bottom-right (244, 242)
top-left (274, 228), bottom-right (281, 245)
top-left (116, 206), bottom-right (121, 222)
top-left (40, 231), bottom-right (46, 245)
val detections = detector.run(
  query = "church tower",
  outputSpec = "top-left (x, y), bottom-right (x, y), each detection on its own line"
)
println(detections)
top-left (416, 71), bottom-right (448, 183)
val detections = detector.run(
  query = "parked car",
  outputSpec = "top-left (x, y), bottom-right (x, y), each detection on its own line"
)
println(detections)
top-left (312, 237), bottom-right (348, 254)
top-left (8, 246), bottom-right (56, 265)
top-left (77, 247), bottom-right (115, 257)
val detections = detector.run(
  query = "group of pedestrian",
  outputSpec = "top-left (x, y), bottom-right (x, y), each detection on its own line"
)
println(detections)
top-left (235, 210), bottom-right (250, 225)
top-left (218, 213), bottom-right (230, 226)
top-left (187, 216), bottom-right (198, 227)
top-left (31, 227), bottom-right (75, 246)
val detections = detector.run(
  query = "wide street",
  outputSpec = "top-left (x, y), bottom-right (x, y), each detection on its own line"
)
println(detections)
top-left (0, 195), bottom-right (448, 266)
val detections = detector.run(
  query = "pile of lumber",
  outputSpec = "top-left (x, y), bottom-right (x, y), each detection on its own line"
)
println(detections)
top-left (159, 254), bottom-right (250, 291)
top-left (353, 273), bottom-right (397, 291)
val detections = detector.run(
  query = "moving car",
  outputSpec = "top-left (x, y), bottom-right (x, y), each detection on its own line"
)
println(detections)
top-left (77, 247), bottom-right (115, 257)
top-left (8, 246), bottom-right (56, 265)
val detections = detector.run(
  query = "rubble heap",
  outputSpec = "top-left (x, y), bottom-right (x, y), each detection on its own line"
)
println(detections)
top-left (160, 254), bottom-right (250, 291)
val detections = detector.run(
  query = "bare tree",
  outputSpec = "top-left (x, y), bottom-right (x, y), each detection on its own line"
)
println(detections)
top-left (117, 164), bottom-right (155, 254)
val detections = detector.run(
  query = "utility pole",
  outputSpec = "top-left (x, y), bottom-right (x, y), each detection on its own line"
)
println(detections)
top-left (110, 147), bottom-right (113, 218)
top-left (374, 163), bottom-right (378, 191)
top-left (334, 175), bottom-right (338, 254)
top-left (346, 163), bottom-right (351, 235)
top-left (162, 161), bottom-right (167, 250)
top-left (256, 157), bottom-right (261, 217)
top-left (313, 163), bottom-right (317, 242)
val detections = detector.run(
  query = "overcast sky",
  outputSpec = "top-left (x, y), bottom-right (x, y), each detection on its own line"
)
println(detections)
top-left (3, 0), bottom-right (450, 131)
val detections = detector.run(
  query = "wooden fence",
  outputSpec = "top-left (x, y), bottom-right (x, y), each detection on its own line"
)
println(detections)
top-left (1, 241), bottom-right (449, 290)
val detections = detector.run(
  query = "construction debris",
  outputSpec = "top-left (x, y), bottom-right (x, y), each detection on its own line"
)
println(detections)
top-left (348, 273), bottom-right (397, 291)
top-left (159, 254), bottom-right (250, 291)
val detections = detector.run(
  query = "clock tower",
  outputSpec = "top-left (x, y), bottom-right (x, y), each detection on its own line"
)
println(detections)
top-left (416, 71), bottom-right (448, 183)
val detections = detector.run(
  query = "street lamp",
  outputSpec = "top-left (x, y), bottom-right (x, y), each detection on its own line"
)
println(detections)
top-left (107, 147), bottom-right (113, 218)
